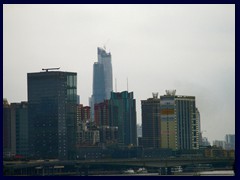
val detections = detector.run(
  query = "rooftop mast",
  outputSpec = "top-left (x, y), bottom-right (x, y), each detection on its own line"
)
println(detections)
top-left (42, 67), bottom-right (60, 72)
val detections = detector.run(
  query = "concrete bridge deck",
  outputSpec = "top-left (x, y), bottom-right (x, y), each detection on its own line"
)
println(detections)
top-left (4, 157), bottom-right (234, 169)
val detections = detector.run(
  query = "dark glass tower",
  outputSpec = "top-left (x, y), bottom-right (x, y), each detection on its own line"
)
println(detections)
top-left (109, 91), bottom-right (137, 146)
top-left (27, 71), bottom-right (77, 159)
top-left (3, 99), bottom-right (12, 157)
top-left (141, 93), bottom-right (161, 148)
top-left (3, 100), bottom-right (29, 158)
top-left (11, 102), bottom-right (28, 157)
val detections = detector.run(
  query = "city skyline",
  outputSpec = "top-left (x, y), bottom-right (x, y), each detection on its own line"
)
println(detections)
top-left (3, 4), bottom-right (235, 143)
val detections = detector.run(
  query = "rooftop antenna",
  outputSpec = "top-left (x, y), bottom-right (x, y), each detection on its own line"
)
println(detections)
top-left (152, 92), bottom-right (159, 99)
top-left (127, 77), bottom-right (129, 91)
top-left (42, 67), bottom-right (60, 72)
top-left (165, 89), bottom-right (176, 96)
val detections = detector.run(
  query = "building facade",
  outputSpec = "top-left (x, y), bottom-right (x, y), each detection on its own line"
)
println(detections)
top-left (109, 91), bottom-right (137, 146)
top-left (77, 104), bottom-right (90, 123)
top-left (27, 71), bottom-right (77, 159)
top-left (92, 62), bottom-right (105, 104)
top-left (94, 100), bottom-right (110, 127)
top-left (160, 92), bottom-right (176, 150)
top-left (3, 99), bottom-right (29, 158)
top-left (225, 134), bottom-right (235, 150)
top-left (141, 93), bottom-right (161, 148)
top-left (94, 100), bottom-right (118, 145)
top-left (160, 90), bottom-right (199, 150)
top-left (3, 99), bottom-right (12, 157)
top-left (196, 108), bottom-right (201, 146)
top-left (97, 47), bottom-right (113, 100)
top-left (75, 103), bottom-right (103, 148)
top-left (213, 140), bottom-right (226, 149)
top-left (10, 102), bottom-right (28, 157)
top-left (91, 47), bottom-right (113, 119)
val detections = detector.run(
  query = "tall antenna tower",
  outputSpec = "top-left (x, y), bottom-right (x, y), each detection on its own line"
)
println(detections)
top-left (127, 77), bottom-right (129, 91)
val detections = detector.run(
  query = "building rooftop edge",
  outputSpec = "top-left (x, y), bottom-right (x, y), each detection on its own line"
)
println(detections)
top-left (27, 71), bottom-right (77, 74)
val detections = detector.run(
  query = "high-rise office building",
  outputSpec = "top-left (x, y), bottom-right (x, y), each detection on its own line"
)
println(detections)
top-left (160, 91), bottom-right (176, 150)
top-left (10, 102), bottom-right (28, 157)
top-left (92, 62), bottom-right (105, 104)
top-left (27, 70), bottom-right (77, 159)
top-left (91, 47), bottom-right (113, 119)
top-left (97, 47), bottom-right (113, 100)
top-left (160, 90), bottom-right (199, 150)
top-left (3, 100), bottom-right (29, 158)
top-left (109, 91), bottom-right (137, 146)
top-left (3, 99), bottom-right (12, 157)
top-left (141, 93), bottom-right (161, 148)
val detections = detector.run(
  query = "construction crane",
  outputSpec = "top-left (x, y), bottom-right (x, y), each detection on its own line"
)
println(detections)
top-left (42, 67), bottom-right (60, 72)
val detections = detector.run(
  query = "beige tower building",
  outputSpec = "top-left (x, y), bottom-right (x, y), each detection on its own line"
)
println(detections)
top-left (160, 90), bottom-right (199, 150)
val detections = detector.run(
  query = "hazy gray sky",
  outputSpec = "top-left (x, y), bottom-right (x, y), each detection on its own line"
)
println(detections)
top-left (3, 4), bottom-right (235, 143)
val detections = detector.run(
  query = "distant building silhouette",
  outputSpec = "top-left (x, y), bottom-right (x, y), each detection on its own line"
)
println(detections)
top-left (201, 137), bottom-right (211, 146)
top-left (137, 124), bottom-right (142, 138)
top-left (213, 140), bottom-right (226, 149)
top-left (27, 71), bottom-right (77, 160)
top-left (225, 134), bottom-right (235, 150)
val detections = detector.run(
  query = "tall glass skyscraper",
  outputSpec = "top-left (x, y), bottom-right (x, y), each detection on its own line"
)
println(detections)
top-left (92, 62), bottom-right (105, 104)
top-left (28, 71), bottom-right (77, 160)
top-left (91, 47), bottom-right (113, 119)
top-left (109, 91), bottom-right (137, 146)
